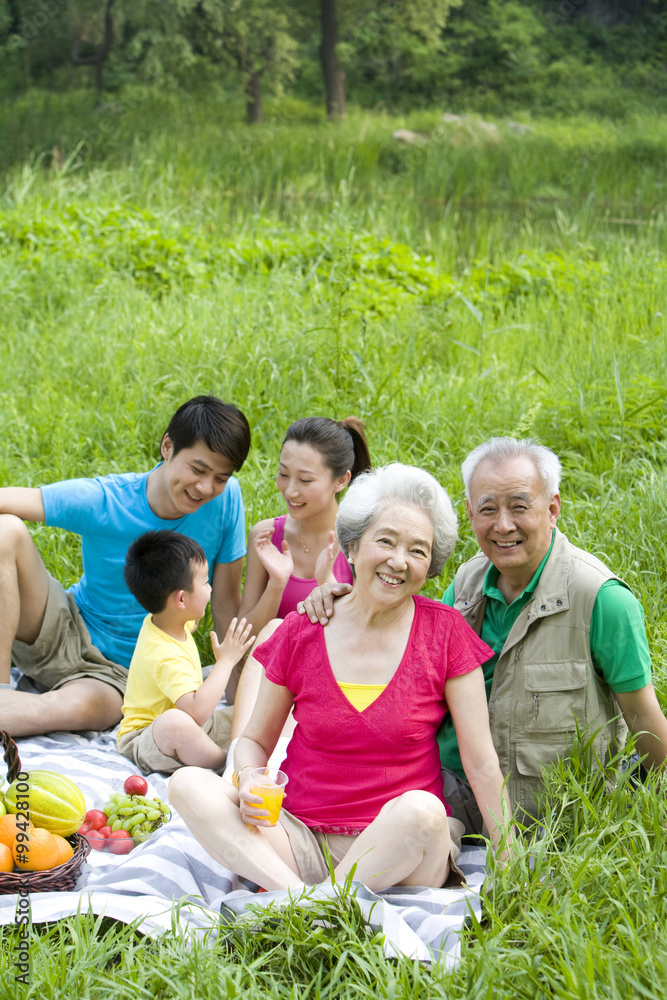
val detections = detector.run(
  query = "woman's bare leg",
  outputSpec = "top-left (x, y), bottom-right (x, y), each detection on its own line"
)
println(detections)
top-left (333, 791), bottom-right (452, 891)
top-left (169, 766), bottom-right (303, 890)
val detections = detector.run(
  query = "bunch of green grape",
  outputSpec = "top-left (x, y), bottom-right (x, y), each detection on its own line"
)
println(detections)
top-left (102, 792), bottom-right (170, 840)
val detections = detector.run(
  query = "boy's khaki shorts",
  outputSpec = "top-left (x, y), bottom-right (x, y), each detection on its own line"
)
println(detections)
top-left (278, 810), bottom-right (467, 887)
top-left (117, 706), bottom-right (234, 774)
top-left (11, 574), bottom-right (128, 696)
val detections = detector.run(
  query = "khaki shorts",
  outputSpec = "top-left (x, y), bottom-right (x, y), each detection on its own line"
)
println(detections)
top-left (11, 574), bottom-right (128, 696)
top-left (278, 809), bottom-right (466, 887)
top-left (117, 705), bottom-right (234, 774)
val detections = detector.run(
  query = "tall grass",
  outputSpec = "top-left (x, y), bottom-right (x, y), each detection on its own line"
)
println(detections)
top-left (2, 752), bottom-right (666, 998)
top-left (2, 90), bottom-right (667, 263)
top-left (1, 89), bottom-right (667, 994)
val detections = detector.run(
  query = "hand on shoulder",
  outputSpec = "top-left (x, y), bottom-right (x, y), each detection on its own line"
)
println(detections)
top-left (297, 581), bottom-right (353, 624)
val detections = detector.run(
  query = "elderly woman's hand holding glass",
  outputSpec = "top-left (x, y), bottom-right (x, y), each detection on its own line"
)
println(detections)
top-left (169, 464), bottom-right (513, 892)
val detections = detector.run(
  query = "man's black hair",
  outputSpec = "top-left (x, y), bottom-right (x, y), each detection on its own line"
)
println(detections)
top-left (163, 396), bottom-right (251, 471)
top-left (124, 530), bottom-right (207, 614)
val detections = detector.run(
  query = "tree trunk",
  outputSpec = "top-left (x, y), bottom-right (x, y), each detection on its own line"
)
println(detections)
top-left (95, 0), bottom-right (116, 95)
top-left (245, 70), bottom-right (263, 124)
top-left (319, 0), bottom-right (346, 119)
top-left (71, 0), bottom-right (116, 95)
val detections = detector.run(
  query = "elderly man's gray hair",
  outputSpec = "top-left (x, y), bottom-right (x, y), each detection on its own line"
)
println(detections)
top-left (461, 437), bottom-right (562, 501)
top-left (336, 463), bottom-right (458, 579)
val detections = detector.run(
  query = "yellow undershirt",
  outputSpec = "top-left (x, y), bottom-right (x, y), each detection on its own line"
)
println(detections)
top-left (338, 681), bottom-right (387, 711)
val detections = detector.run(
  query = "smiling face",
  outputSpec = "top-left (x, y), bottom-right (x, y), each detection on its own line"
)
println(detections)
top-left (151, 435), bottom-right (236, 520)
top-left (348, 501), bottom-right (434, 609)
top-left (276, 440), bottom-right (350, 520)
top-left (467, 455), bottom-right (560, 600)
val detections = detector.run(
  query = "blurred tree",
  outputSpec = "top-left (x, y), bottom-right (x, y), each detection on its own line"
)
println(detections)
top-left (440, 0), bottom-right (547, 92)
top-left (1, 0), bottom-right (667, 112)
top-left (320, 0), bottom-right (345, 117)
top-left (70, 0), bottom-right (117, 94)
top-left (5, 0), bottom-right (19, 35)
top-left (198, 0), bottom-right (299, 123)
top-left (1, 0), bottom-right (71, 90)
top-left (119, 0), bottom-right (207, 83)
top-left (313, 0), bottom-right (463, 118)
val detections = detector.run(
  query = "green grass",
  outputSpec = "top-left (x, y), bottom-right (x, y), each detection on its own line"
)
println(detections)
top-left (2, 754), bottom-right (667, 998)
top-left (2, 88), bottom-right (667, 994)
top-left (0, 895), bottom-right (437, 998)
top-left (3, 90), bottom-right (667, 261)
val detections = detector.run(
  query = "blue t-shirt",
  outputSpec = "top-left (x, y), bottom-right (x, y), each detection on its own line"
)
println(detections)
top-left (41, 470), bottom-right (246, 669)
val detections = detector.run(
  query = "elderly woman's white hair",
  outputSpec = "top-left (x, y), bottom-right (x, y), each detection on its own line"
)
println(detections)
top-left (461, 437), bottom-right (562, 501)
top-left (336, 463), bottom-right (458, 579)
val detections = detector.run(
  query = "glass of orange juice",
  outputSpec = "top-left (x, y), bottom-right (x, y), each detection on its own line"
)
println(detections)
top-left (248, 768), bottom-right (289, 826)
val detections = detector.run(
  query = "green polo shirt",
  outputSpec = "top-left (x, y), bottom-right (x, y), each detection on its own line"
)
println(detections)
top-left (438, 530), bottom-right (652, 778)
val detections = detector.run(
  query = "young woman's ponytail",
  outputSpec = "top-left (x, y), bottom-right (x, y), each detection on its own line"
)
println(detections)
top-left (338, 417), bottom-right (371, 482)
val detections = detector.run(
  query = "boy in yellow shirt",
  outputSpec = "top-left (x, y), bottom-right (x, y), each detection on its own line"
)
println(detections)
top-left (117, 530), bottom-right (254, 773)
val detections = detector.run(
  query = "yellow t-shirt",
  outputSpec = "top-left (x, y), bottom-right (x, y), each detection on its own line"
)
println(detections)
top-left (338, 681), bottom-right (387, 712)
top-left (117, 615), bottom-right (201, 740)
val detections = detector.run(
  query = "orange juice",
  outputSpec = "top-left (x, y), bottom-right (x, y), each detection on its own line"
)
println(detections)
top-left (250, 780), bottom-right (285, 826)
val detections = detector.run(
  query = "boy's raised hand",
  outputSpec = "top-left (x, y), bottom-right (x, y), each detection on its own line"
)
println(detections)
top-left (211, 617), bottom-right (255, 666)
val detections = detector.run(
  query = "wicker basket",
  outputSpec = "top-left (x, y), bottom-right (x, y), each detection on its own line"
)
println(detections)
top-left (0, 730), bottom-right (91, 894)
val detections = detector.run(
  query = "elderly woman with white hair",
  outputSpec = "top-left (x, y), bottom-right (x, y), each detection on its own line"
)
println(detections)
top-left (170, 463), bottom-right (512, 892)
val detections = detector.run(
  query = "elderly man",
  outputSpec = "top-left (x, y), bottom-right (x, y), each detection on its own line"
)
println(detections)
top-left (437, 437), bottom-right (667, 830)
top-left (300, 438), bottom-right (667, 829)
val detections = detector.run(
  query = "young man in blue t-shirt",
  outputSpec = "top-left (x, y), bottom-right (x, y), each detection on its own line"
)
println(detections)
top-left (0, 395), bottom-right (251, 739)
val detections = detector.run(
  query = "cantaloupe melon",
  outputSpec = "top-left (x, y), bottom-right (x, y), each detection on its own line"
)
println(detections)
top-left (5, 770), bottom-right (86, 837)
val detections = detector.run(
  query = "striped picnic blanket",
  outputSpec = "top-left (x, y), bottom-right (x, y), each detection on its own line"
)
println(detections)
top-left (0, 727), bottom-right (487, 965)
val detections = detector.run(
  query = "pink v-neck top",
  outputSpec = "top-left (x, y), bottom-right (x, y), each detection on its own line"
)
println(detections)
top-left (272, 515), bottom-right (354, 619)
top-left (254, 594), bottom-right (493, 834)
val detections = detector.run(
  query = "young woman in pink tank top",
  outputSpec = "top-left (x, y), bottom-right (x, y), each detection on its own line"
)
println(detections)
top-left (230, 418), bottom-right (371, 737)
top-left (238, 417), bottom-right (371, 637)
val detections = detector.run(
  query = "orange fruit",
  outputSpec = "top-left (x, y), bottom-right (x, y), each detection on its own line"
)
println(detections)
top-left (0, 814), bottom-right (34, 850)
top-left (0, 843), bottom-right (13, 873)
top-left (12, 827), bottom-right (73, 872)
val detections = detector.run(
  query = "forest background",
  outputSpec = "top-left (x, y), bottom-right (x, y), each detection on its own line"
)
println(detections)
top-left (3, 0), bottom-right (667, 122)
top-left (2, 1), bottom-right (667, 997)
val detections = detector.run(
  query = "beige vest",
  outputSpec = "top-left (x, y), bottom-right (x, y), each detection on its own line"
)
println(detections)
top-left (453, 529), bottom-right (628, 823)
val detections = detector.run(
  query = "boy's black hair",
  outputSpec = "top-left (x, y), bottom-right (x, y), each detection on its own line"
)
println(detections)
top-left (124, 530), bottom-right (207, 614)
top-left (163, 396), bottom-right (251, 471)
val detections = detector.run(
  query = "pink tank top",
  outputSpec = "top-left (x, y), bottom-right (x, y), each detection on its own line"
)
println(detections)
top-left (272, 515), bottom-right (353, 619)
